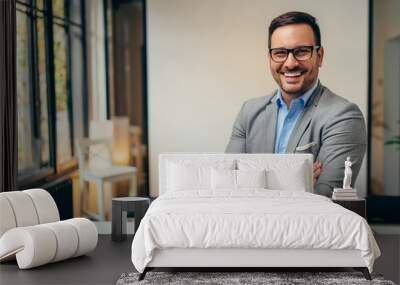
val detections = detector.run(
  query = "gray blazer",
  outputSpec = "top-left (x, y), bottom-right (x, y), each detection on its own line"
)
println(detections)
top-left (225, 83), bottom-right (367, 197)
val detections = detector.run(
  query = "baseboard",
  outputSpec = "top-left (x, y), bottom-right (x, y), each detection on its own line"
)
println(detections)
top-left (370, 224), bottom-right (400, 235)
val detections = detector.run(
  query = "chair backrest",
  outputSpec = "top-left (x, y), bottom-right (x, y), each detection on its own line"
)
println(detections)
top-left (75, 138), bottom-right (113, 171)
top-left (158, 153), bottom-right (314, 195)
top-left (0, 189), bottom-right (60, 238)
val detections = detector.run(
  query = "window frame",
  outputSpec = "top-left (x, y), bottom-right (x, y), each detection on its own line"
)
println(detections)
top-left (16, 0), bottom-right (87, 188)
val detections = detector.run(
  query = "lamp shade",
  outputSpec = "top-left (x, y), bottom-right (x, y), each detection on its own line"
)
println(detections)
top-left (112, 117), bottom-right (130, 165)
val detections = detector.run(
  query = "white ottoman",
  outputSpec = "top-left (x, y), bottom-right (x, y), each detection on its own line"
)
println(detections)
top-left (0, 189), bottom-right (98, 269)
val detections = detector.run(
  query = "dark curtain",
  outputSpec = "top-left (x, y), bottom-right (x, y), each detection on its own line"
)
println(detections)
top-left (0, 0), bottom-right (17, 192)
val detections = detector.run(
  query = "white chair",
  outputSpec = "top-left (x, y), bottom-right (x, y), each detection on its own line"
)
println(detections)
top-left (0, 189), bottom-right (98, 269)
top-left (76, 138), bottom-right (137, 221)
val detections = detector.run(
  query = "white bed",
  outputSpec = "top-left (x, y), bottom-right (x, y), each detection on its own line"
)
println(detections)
top-left (131, 153), bottom-right (380, 280)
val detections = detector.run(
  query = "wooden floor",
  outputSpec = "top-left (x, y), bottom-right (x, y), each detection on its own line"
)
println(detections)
top-left (0, 235), bottom-right (134, 285)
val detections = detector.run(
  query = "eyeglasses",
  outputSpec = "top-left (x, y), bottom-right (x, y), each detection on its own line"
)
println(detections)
top-left (269, 46), bottom-right (321, 63)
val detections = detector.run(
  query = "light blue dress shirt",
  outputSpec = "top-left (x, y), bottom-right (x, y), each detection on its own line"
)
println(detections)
top-left (274, 80), bottom-right (319, 153)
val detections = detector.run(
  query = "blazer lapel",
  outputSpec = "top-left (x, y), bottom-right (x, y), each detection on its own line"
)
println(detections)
top-left (263, 92), bottom-right (278, 153)
top-left (285, 84), bottom-right (324, 153)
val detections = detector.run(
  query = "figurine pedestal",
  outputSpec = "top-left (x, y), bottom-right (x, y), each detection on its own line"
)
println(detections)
top-left (332, 188), bottom-right (359, 200)
top-left (333, 188), bottom-right (356, 192)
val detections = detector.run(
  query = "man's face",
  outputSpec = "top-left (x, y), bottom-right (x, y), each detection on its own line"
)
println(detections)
top-left (268, 24), bottom-right (324, 96)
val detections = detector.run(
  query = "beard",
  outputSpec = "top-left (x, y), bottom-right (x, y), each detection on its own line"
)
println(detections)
top-left (273, 67), bottom-right (317, 97)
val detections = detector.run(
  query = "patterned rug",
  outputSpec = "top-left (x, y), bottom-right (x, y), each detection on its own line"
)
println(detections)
top-left (116, 271), bottom-right (396, 285)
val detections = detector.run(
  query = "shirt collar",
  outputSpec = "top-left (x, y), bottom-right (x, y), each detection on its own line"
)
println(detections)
top-left (275, 79), bottom-right (319, 109)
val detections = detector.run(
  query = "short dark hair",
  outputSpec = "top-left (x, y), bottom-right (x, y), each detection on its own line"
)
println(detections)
top-left (268, 11), bottom-right (321, 48)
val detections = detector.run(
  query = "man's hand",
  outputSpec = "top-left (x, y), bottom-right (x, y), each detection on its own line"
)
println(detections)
top-left (313, 161), bottom-right (322, 188)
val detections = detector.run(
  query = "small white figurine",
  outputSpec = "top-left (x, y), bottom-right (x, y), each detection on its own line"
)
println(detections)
top-left (342, 157), bottom-right (352, 189)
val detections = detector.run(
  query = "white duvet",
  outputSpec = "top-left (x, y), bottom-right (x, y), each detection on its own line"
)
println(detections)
top-left (131, 190), bottom-right (380, 273)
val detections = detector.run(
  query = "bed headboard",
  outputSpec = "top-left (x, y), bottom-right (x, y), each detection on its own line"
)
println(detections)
top-left (158, 153), bottom-right (314, 195)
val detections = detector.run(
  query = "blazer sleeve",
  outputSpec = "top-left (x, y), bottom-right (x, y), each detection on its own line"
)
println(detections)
top-left (225, 102), bottom-right (247, 153)
top-left (315, 103), bottom-right (367, 196)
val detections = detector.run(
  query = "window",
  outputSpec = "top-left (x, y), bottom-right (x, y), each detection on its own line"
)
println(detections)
top-left (370, 0), bottom-right (400, 197)
top-left (16, 0), bottom-right (86, 183)
top-left (17, 0), bottom-right (50, 178)
top-left (53, 0), bottom-right (73, 165)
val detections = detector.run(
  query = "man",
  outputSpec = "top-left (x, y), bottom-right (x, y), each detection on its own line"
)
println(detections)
top-left (226, 11), bottom-right (366, 197)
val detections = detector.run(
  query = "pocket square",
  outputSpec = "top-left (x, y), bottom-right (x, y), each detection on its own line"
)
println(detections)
top-left (295, 142), bottom-right (316, 153)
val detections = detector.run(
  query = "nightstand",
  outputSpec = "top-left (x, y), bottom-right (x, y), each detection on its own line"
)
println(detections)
top-left (332, 199), bottom-right (366, 218)
top-left (111, 197), bottom-right (150, 242)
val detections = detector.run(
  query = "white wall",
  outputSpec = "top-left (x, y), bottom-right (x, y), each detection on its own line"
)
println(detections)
top-left (147, 0), bottom-right (369, 196)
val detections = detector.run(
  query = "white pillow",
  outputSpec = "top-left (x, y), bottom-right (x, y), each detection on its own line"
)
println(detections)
top-left (211, 168), bottom-right (236, 189)
top-left (211, 168), bottom-right (267, 190)
top-left (167, 160), bottom-right (235, 191)
top-left (236, 169), bottom-right (267, 188)
top-left (237, 159), bottom-right (308, 191)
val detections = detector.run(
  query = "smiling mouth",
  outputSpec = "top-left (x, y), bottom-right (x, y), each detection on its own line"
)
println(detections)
top-left (281, 71), bottom-right (303, 77)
